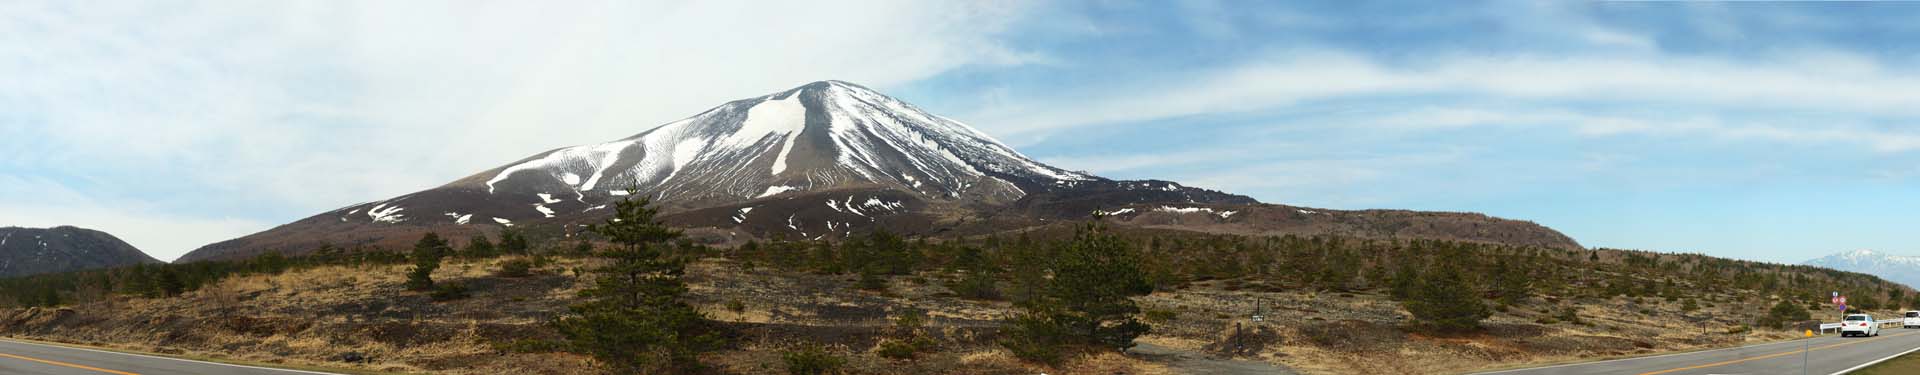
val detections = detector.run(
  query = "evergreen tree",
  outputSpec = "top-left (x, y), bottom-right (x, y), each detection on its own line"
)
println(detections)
top-left (464, 234), bottom-right (498, 259)
top-left (499, 227), bottom-right (531, 256)
top-left (1491, 260), bottom-right (1530, 305)
top-left (1404, 262), bottom-right (1490, 333)
top-left (999, 222), bottom-right (1152, 364)
top-left (153, 266), bottom-right (186, 297)
top-left (553, 196), bottom-right (721, 373)
top-left (406, 233), bottom-right (451, 291)
top-left (1389, 261), bottom-right (1419, 301)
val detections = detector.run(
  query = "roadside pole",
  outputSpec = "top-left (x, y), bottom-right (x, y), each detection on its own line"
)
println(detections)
top-left (1803, 329), bottom-right (1812, 375)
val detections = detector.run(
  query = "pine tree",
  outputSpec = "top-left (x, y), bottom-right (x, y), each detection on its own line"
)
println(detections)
top-left (154, 266), bottom-right (186, 297)
top-left (407, 233), bottom-right (451, 291)
top-left (1389, 261), bottom-right (1419, 301)
top-left (999, 222), bottom-right (1152, 364)
top-left (1404, 262), bottom-right (1490, 333)
top-left (553, 196), bottom-right (721, 373)
top-left (499, 227), bottom-right (531, 256)
top-left (464, 234), bottom-right (497, 259)
top-left (1491, 260), bottom-right (1530, 305)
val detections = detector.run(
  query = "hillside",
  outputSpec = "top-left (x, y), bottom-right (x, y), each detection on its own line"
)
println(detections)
top-left (179, 81), bottom-right (1575, 263)
top-left (1, 225), bottom-right (1905, 374)
top-left (0, 226), bottom-right (161, 278)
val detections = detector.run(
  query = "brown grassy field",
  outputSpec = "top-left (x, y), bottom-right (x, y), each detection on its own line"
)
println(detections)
top-left (0, 255), bottom-right (1892, 374)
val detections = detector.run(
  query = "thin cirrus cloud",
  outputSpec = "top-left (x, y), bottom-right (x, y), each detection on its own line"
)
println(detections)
top-left (966, 49), bottom-right (1920, 147)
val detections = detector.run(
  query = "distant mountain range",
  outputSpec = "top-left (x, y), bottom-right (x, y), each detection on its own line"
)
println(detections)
top-left (179, 81), bottom-right (1579, 262)
top-left (1805, 249), bottom-right (1920, 289)
top-left (0, 226), bottom-right (162, 277)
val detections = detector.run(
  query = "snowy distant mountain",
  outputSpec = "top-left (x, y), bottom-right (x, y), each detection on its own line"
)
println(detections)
top-left (466, 80), bottom-right (1090, 207)
top-left (179, 80), bottom-right (1576, 262)
top-left (0, 226), bottom-right (162, 277)
top-left (1805, 249), bottom-right (1920, 289)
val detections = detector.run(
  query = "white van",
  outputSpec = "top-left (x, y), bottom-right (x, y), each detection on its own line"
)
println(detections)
top-left (1904, 311), bottom-right (1920, 329)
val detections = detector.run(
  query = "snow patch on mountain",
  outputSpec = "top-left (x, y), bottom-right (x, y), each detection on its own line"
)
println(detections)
top-left (759, 185), bottom-right (799, 198)
top-left (1156, 206), bottom-right (1235, 219)
top-left (368, 203), bottom-right (406, 223)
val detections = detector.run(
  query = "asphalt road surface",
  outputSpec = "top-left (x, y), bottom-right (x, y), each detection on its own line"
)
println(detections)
top-left (0, 338), bottom-right (339, 375)
top-left (1479, 329), bottom-right (1920, 375)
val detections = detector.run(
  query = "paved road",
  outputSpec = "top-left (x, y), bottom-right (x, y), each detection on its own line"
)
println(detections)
top-left (1479, 329), bottom-right (1920, 375)
top-left (0, 338), bottom-right (339, 375)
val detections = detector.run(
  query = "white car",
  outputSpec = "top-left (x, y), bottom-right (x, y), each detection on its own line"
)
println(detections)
top-left (1904, 311), bottom-right (1920, 329)
top-left (1842, 314), bottom-right (1880, 337)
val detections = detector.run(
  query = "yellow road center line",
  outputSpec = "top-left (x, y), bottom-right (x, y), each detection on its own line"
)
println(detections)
top-left (0, 352), bottom-right (142, 375)
top-left (1638, 331), bottom-right (1917, 375)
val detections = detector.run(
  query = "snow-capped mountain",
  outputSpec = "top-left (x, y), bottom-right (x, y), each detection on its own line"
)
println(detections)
top-left (179, 80), bottom-right (1576, 262)
top-left (1805, 249), bottom-right (1920, 289)
top-left (0, 226), bottom-right (162, 277)
top-left (465, 80), bottom-right (1089, 207)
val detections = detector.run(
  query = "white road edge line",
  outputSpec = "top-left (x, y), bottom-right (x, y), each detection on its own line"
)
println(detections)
top-left (0, 338), bottom-right (342, 374)
top-left (1831, 342), bottom-right (1920, 375)
top-left (1472, 336), bottom-right (1841, 374)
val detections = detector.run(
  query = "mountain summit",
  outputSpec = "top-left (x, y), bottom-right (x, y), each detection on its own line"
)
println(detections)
top-left (179, 81), bottom-right (1575, 262)
top-left (0, 226), bottom-right (162, 277)
top-left (460, 80), bottom-right (1089, 210)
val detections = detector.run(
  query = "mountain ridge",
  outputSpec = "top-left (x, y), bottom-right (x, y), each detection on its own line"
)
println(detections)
top-left (0, 226), bottom-right (162, 277)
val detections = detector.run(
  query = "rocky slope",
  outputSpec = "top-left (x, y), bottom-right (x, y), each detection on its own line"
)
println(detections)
top-left (0, 226), bottom-right (161, 277)
top-left (180, 81), bottom-right (1577, 262)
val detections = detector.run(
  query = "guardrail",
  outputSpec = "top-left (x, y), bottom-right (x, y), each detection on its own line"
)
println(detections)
top-left (1817, 320), bottom-right (1903, 334)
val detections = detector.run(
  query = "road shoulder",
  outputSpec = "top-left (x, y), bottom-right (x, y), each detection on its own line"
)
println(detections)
top-left (0, 336), bottom-right (395, 375)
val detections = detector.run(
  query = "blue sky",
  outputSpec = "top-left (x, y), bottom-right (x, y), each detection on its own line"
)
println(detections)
top-left (2, 1), bottom-right (1917, 263)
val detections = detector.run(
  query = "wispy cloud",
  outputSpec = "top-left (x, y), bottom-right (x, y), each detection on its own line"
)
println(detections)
top-left (965, 49), bottom-right (1920, 146)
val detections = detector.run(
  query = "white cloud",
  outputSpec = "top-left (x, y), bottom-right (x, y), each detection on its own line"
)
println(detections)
top-left (0, 0), bottom-right (1041, 258)
top-left (964, 49), bottom-right (1920, 145)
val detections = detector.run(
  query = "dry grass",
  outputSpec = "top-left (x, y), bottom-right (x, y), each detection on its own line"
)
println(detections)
top-left (2, 257), bottom-right (1882, 374)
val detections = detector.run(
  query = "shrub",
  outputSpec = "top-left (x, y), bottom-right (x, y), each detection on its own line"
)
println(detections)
top-left (783, 344), bottom-right (845, 375)
top-left (857, 268), bottom-right (887, 291)
top-left (947, 271), bottom-right (1001, 300)
top-left (496, 258), bottom-right (533, 278)
top-left (876, 339), bottom-right (916, 360)
top-left (1557, 308), bottom-right (1581, 325)
top-left (1759, 300), bottom-right (1811, 328)
top-left (1143, 308), bottom-right (1178, 323)
top-left (430, 282), bottom-right (470, 302)
top-left (727, 300), bottom-right (746, 314)
top-left (892, 308), bottom-right (927, 335)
